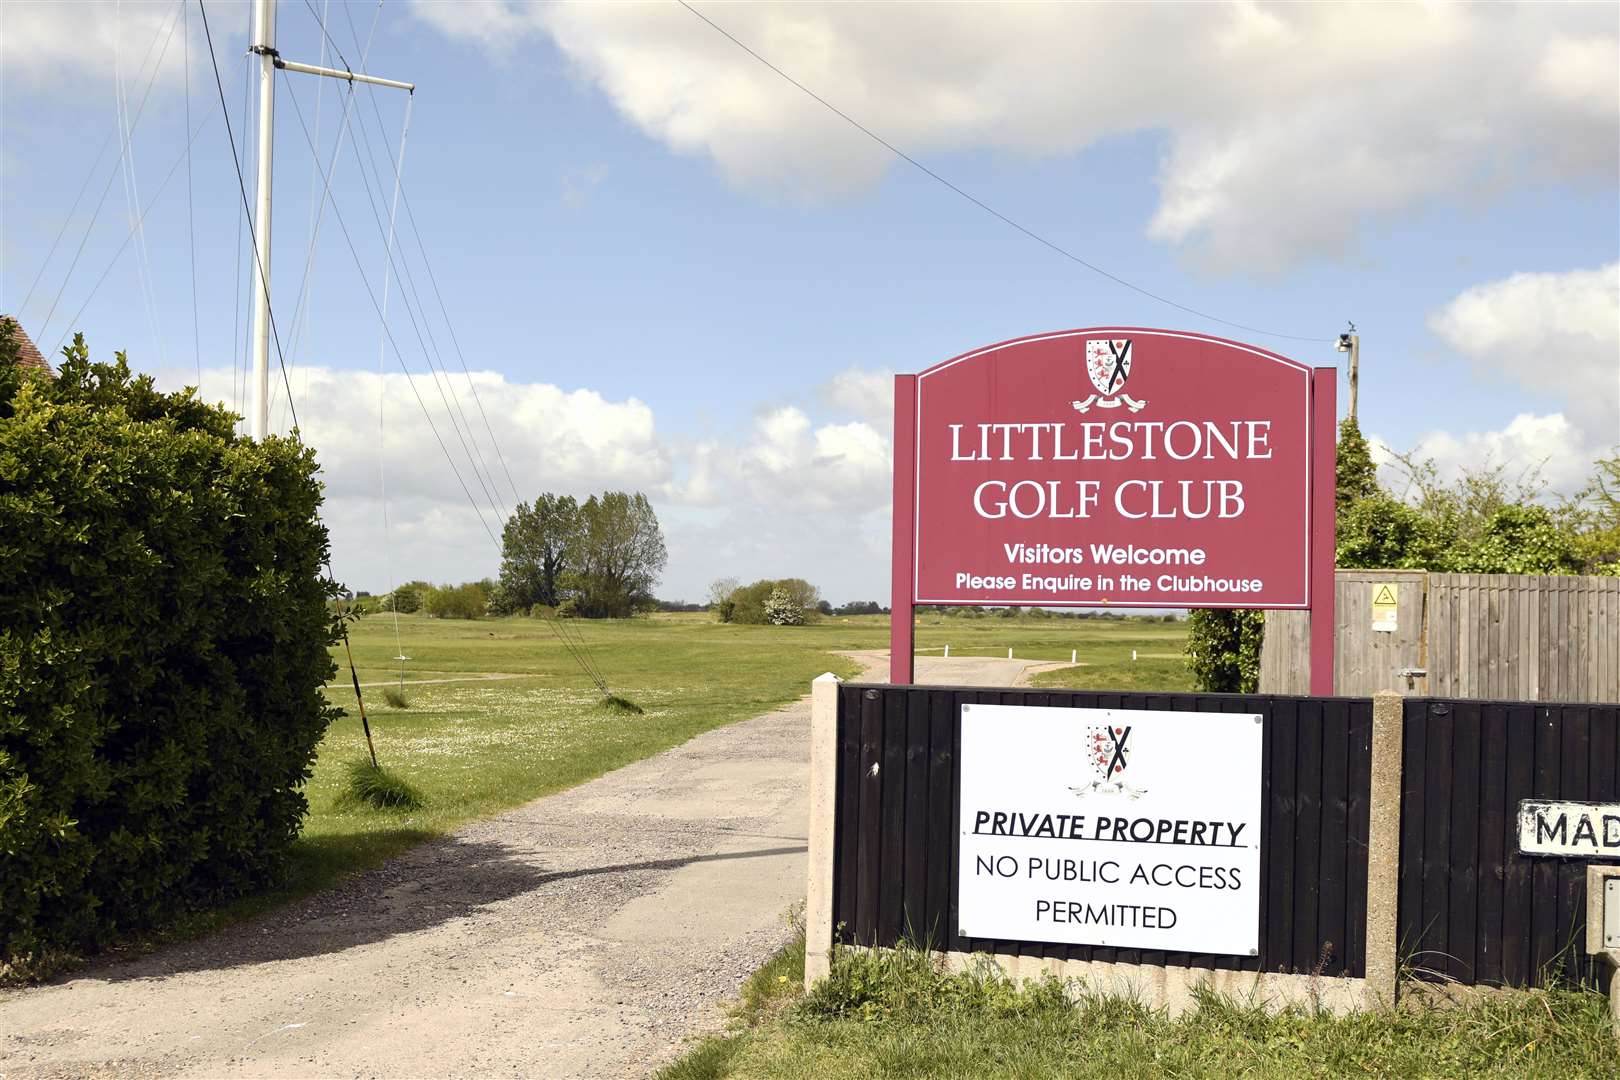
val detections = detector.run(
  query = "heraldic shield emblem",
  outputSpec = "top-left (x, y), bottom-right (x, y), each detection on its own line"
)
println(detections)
top-left (1072, 338), bottom-right (1147, 414)
top-left (1069, 723), bottom-right (1148, 799)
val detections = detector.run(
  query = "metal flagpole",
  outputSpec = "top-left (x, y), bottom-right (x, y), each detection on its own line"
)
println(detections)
top-left (249, 0), bottom-right (276, 441)
top-left (245, 0), bottom-right (414, 442)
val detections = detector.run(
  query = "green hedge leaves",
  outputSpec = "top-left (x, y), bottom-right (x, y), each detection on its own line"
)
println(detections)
top-left (1, 330), bottom-right (343, 969)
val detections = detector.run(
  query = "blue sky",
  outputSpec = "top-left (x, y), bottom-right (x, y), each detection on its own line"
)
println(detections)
top-left (3, 2), bottom-right (1617, 603)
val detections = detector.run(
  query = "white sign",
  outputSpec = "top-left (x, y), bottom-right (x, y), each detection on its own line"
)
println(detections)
top-left (959, 704), bottom-right (1263, 955)
top-left (1517, 800), bottom-right (1620, 860)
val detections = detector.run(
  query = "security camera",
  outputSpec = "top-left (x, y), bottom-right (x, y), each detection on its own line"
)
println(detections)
top-left (1336, 333), bottom-right (1353, 352)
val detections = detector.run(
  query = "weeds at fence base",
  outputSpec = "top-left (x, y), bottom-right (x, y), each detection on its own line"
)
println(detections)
top-left (599, 694), bottom-right (644, 715)
top-left (337, 759), bottom-right (425, 810)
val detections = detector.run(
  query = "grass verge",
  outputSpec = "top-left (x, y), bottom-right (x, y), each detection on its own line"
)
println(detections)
top-left (663, 941), bottom-right (1615, 1079)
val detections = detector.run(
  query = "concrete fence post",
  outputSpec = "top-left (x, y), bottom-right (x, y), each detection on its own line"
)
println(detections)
top-left (1365, 691), bottom-right (1405, 1007)
top-left (805, 672), bottom-right (842, 989)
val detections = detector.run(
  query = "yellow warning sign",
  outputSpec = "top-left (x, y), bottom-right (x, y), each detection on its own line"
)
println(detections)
top-left (1371, 583), bottom-right (1398, 632)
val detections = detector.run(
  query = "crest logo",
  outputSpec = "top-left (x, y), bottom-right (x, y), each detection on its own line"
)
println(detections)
top-left (1069, 723), bottom-right (1148, 799)
top-left (1072, 339), bottom-right (1147, 414)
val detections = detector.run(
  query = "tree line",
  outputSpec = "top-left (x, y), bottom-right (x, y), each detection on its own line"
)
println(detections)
top-left (378, 491), bottom-right (667, 619)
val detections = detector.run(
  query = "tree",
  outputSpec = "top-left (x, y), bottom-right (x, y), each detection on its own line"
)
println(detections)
top-left (570, 492), bottom-right (667, 617)
top-left (1335, 417), bottom-right (1379, 523)
top-left (707, 576), bottom-right (740, 622)
top-left (764, 587), bottom-right (806, 626)
top-left (498, 495), bottom-right (579, 611)
top-left (727, 578), bottom-right (821, 624)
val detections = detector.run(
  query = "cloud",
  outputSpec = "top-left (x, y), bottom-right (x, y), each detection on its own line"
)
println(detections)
top-left (1428, 262), bottom-right (1619, 439)
top-left (819, 366), bottom-right (893, 427)
top-left (155, 363), bottom-right (896, 602)
top-left (1373, 412), bottom-right (1603, 498)
top-left (2, 1), bottom-right (197, 96)
top-left (414, 2), bottom-right (1617, 274)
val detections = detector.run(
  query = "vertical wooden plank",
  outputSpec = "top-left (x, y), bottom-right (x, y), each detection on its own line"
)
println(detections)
top-left (1527, 577), bottom-right (1542, 701)
top-left (856, 688), bottom-right (884, 946)
top-left (878, 690), bottom-right (908, 946)
top-left (1345, 698), bottom-right (1372, 979)
top-left (1557, 705), bottom-right (1590, 984)
top-left (1318, 697), bottom-right (1351, 977)
top-left (924, 690), bottom-right (954, 949)
top-left (1530, 705), bottom-right (1560, 982)
top-left (1292, 697), bottom-right (1325, 975)
top-left (1475, 703), bottom-right (1509, 986)
top-left (902, 688), bottom-right (930, 946)
top-left (1419, 701), bottom-right (1454, 981)
top-left (948, 690), bottom-right (972, 954)
top-left (1447, 700), bottom-right (1482, 983)
top-left (836, 685), bottom-right (862, 943)
top-left (1483, 582), bottom-right (1496, 702)
top-left (1501, 703), bottom-right (1537, 986)
top-left (1397, 698), bottom-right (1427, 978)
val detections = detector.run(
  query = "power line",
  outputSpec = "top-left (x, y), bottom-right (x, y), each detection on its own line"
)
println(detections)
top-left (49, 109), bottom-right (216, 358)
top-left (278, 73), bottom-right (501, 549)
top-left (677, 1), bottom-right (1327, 346)
top-left (286, 72), bottom-right (611, 692)
top-left (36, 3), bottom-right (184, 347)
top-left (320, 73), bottom-right (510, 528)
top-left (183, 0), bottom-right (202, 384)
top-left (340, 0), bottom-right (524, 509)
top-left (196, 0), bottom-right (300, 431)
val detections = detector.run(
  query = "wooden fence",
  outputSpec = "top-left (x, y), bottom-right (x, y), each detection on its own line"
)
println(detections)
top-left (828, 684), bottom-right (1373, 980)
top-left (809, 682), bottom-right (1619, 1005)
top-left (1261, 571), bottom-right (1620, 702)
top-left (1399, 697), bottom-right (1620, 988)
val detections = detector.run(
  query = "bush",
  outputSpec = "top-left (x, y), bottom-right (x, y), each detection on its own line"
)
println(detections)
top-left (763, 587), bottom-right (806, 626)
top-left (0, 332), bottom-right (342, 971)
top-left (728, 578), bottom-right (820, 625)
top-left (422, 580), bottom-right (491, 619)
top-left (1184, 609), bottom-right (1264, 692)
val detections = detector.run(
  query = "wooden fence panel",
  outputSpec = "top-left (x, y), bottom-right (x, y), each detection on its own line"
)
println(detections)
top-left (1397, 698), bottom-right (1620, 988)
top-left (831, 686), bottom-right (1372, 979)
top-left (1264, 571), bottom-right (1620, 703)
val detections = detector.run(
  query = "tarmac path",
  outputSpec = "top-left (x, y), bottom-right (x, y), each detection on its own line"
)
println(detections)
top-left (0, 654), bottom-right (1051, 1080)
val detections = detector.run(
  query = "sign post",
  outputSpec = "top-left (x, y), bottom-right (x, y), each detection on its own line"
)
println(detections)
top-left (890, 374), bottom-right (918, 684)
top-left (890, 328), bottom-right (1337, 692)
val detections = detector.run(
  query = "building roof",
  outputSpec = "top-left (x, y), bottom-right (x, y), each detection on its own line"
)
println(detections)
top-left (1, 316), bottom-right (52, 376)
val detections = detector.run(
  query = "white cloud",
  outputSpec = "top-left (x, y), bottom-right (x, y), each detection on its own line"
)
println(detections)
top-left (155, 363), bottom-right (896, 602)
top-left (2, 1), bottom-right (197, 96)
top-left (1428, 263), bottom-right (1620, 440)
top-left (1374, 412), bottom-right (1602, 497)
top-left (819, 366), bottom-right (893, 427)
top-left (414, 2), bottom-right (1617, 274)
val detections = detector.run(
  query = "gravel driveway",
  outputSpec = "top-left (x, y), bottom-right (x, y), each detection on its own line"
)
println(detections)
top-left (0, 654), bottom-right (1038, 1079)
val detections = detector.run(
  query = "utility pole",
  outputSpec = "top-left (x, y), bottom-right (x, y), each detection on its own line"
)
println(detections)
top-left (245, 0), bottom-right (414, 441)
top-left (1336, 324), bottom-right (1359, 425)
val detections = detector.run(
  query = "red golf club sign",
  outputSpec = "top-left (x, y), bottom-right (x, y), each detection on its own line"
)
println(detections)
top-left (890, 328), bottom-right (1338, 692)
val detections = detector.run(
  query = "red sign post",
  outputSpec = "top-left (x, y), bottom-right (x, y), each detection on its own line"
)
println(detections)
top-left (891, 328), bottom-right (1337, 695)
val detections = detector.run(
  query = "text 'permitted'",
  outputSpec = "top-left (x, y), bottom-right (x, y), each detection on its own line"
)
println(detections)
top-left (958, 704), bottom-right (1263, 955)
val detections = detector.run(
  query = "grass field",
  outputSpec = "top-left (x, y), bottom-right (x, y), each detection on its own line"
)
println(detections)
top-left (662, 938), bottom-right (1614, 1080)
top-left (148, 610), bottom-right (1187, 942)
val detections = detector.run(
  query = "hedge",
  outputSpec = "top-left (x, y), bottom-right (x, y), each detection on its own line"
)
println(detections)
top-left (0, 329), bottom-right (342, 971)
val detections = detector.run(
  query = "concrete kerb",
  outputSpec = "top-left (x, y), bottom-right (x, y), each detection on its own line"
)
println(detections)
top-left (804, 672), bottom-right (841, 989)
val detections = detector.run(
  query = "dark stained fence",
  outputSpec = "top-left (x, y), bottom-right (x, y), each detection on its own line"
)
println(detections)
top-left (1398, 699), bottom-right (1620, 988)
top-left (832, 685), bottom-right (1373, 980)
